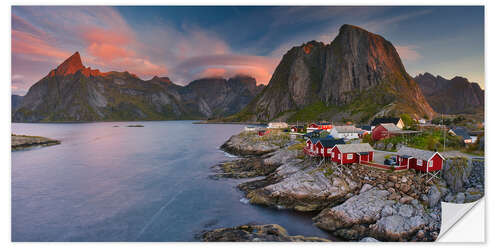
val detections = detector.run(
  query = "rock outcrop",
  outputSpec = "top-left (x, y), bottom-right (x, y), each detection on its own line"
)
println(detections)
top-left (414, 73), bottom-right (484, 114)
top-left (230, 24), bottom-right (435, 122)
top-left (313, 189), bottom-right (440, 241)
top-left (11, 134), bottom-right (60, 151)
top-left (202, 224), bottom-right (330, 242)
top-left (220, 130), bottom-right (290, 156)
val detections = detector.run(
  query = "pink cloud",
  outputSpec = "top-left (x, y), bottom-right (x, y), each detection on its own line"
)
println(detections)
top-left (11, 30), bottom-right (71, 61)
top-left (87, 43), bottom-right (135, 62)
top-left (198, 68), bottom-right (227, 78)
top-left (395, 45), bottom-right (422, 61)
top-left (174, 54), bottom-right (279, 84)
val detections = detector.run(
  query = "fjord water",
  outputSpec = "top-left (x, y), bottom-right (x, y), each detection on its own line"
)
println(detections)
top-left (12, 121), bottom-right (332, 241)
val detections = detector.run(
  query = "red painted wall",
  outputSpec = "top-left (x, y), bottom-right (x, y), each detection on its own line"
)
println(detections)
top-left (427, 153), bottom-right (443, 172)
top-left (371, 125), bottom-right (390, 141)
top-left (331, 147), bottom-right (341, 163)
top-left (342, 152), bottom-right (359, 164)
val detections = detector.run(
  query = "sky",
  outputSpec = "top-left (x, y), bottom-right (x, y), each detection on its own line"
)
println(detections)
top-left (11, 6), bottom-right (484, 95)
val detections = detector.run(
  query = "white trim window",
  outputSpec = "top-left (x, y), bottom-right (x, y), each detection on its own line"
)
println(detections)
top-left (428, 160), bottom-right (433, 168)
top-left (417, 159), bottom-right (423, 166)
top-left (338, 154), bottom-right (341, 160)
top-left (347, 154), bottom-right (353, 160)
top-left (327, 148), bottom-right (332, 154)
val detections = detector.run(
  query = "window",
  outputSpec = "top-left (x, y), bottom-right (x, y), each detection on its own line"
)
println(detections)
top-left (428, 160), bottom-right (433, 168)
top-left (347, 154), bottom-right (353, 160)
top-left (417, 159), bottom-right (423, 166)
top-left (327, 148), bottom-right (332, 154)
top-left (338, 154), bottom-right (341, 160)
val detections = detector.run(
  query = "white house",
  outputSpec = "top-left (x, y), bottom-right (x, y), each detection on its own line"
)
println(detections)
top-left (330, 125), bottom-right (362, 140)
top-left (267, 122), bottom-right (288, 129)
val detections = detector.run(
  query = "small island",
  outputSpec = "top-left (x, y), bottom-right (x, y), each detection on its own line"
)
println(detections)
top-left (12, 134), bottom-right (60, 151)
top-left (126, 124), bottom-right (144, 127)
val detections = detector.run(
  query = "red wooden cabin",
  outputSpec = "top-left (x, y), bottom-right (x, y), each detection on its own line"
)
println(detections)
top-left (371, 123), bottom-right (402, 141)
top-left (314, 138), bottom-right (345, 158)
top-left (331, 143), bottom-right (374, 165)
top-left (396, 146), bottom-right (444, 172)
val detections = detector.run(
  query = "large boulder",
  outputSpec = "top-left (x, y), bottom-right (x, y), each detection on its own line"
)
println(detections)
top-left (427, 182), bottom-right (449, 207)
top-left (313, 189), bottom-right (394, 231)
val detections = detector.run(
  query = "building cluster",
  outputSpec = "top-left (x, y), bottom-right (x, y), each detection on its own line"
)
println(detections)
top-left (243, 116), bottom-right (480, 178)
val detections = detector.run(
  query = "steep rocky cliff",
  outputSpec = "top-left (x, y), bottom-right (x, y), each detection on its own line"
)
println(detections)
top-left (13, 52), bottom-right (262, 122)
top-left (414, 73), bottom-right (484, 114)
top-left (230, 24), bottom-right (435, 122)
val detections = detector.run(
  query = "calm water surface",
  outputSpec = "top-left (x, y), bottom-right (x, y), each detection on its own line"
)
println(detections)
top-left (12, 121), bottom-right (332, 241)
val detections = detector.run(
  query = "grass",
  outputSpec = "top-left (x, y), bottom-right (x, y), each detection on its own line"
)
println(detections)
top-left (376, 130), bottom-right (464, 152)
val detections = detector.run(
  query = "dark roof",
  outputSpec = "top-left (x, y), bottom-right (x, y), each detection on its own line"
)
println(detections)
top-left (370, 117), bottom-right (401, 126)
top-left (318, 122), bottom-right (332, 125)
top-left (310, 137), bottom-right (321, 144)
top-left (360, 125), bottom-right (371, 131)
top-left (317, 138), bottom-right (345, 148)
top-left (453, 127), bottom-right (471, 140)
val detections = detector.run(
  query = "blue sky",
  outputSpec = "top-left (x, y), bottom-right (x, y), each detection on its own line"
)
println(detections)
top-left (12, 6), bottom-right (484, 95)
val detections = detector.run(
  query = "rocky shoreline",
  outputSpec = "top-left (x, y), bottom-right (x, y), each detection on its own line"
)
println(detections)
top-left (201, 224), bottom-right (331, 242)
top-left (206, 130), bottom-right (485, 242)
top-left (11, 134), bottom-right (61, 151)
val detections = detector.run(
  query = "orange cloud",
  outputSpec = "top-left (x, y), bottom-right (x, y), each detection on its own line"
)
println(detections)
top-left (199, 68), bottom-right (226, 78)
top-left (87, 43), bottom-right (134, 62)
top-left (81, 27), bottom-right (132, 45)
top-left (12, 30), bottom-right (70, 61)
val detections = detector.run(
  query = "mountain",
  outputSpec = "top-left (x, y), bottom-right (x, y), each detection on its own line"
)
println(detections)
top-left (12, 52), bottom-right (262, 122)
top-left (11, 94), bottom-right (23, 111)
top-left (228, 24), bottom-right (435, 123)
top-left (414, 73), bottom-right (484, 114)
top-left (179, 76), bottom-right (264, 118)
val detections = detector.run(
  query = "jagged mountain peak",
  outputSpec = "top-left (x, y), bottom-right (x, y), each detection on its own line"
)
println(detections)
top-left (53, 51), bottom-right (84, 76)
top-left (229, 24), bottom-right (435, 122)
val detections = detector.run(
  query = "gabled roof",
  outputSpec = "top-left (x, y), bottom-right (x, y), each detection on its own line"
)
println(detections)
top-left (370, 117), bottom-right (401, 126)
top-left (332, 125), bottom-right (361, 133)
top-left (335, 143), bottom-right (374, 153)
top-left (316, 138), bottom-right (345, 148)
top-left (396, 146), bottom-right (443, 161)
top-left (310, 137), bottom-right (321, 144)
top-left (379, 123), bottom-right (401, 132)
top-left (452, 127), bottom-right (471, 140)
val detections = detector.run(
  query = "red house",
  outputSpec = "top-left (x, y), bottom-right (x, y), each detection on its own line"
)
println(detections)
top-left (371, 123), bottom-right (401, 141)
top-left (318, 122), bottom-right (333, 131)
top-left (396, 146), bottom-right (444, 172)
top-left (290, 125), bottom-right (305, 133)
top-left (314, 138), bottom-right (345, 158)
top-left (331, 143), bottom-right (374, 165)
top-left (307, 123), bottom-right (320, 132)
top-left (305, 138), bottom-right (320, 156)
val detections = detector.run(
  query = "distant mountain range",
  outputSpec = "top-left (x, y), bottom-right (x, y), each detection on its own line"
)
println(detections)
top-left (226, 24), bottom-right (435, 123)
top-left (413, 73), bottom-right (484, 114)
top-left (12, 24), bottom-right (484, 123)
top-left (12, 52), bottom-right (263, 122)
